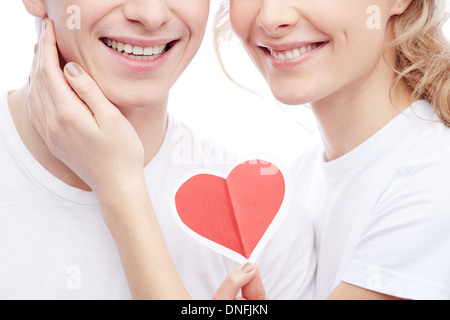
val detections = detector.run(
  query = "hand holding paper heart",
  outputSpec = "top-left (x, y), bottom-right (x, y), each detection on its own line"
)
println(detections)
top-left (172, 159), bottom-right (292, 263)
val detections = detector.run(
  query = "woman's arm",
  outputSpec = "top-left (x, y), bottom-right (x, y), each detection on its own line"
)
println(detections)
top-left (98, 175), bottom-right (191, 300)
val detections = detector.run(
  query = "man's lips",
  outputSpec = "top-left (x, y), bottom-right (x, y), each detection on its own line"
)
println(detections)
top-left (100, 37), bottom-right (177, 61)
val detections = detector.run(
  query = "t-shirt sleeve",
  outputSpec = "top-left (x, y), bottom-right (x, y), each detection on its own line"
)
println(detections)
top-left (342, 154), bottom-right (450, 300)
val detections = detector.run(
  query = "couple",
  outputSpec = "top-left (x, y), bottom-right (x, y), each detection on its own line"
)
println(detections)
top-left (2, 0), bottom-right (449, 300)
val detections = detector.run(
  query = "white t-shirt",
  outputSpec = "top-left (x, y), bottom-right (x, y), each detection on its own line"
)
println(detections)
top-left (0, 92), bottom-right (315, 300)
top-left (293, 100), bottom-right (450, 300)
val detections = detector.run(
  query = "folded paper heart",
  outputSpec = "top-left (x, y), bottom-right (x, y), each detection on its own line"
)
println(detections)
top-left (172, 159), bottom-right (289, 263)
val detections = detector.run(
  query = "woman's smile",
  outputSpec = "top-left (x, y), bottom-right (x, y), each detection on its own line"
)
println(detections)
top-left (261, 41), bottom-right (329, 69)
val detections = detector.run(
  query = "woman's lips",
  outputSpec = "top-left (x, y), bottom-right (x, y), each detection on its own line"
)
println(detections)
top-left (262, 41), bottom-right (329, 67)
top-left (268, 42), bottom-right (326, 60)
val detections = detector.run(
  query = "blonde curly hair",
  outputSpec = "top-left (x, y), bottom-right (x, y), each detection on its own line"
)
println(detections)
top-left (391, 0), bottom-right (450, 125)
top-left (214, 0), bottom-right (450, 125)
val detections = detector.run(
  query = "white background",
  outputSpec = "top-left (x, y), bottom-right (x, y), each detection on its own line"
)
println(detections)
top-left (1, 1), bottom-right (449, 167)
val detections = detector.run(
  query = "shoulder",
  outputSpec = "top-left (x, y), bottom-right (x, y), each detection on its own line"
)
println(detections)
top-left (373, 147), bottom-right (450, 225)
top-left (360, 135), bottom-right (450, 255)
top-left (376, 100), bottom-right (450, 211)
top-left (347, 150), bottom-right (450, 300)
top-left (383, 102), bottom-right (450, 201)
top-left (403, 100), bottom-right (450, 155)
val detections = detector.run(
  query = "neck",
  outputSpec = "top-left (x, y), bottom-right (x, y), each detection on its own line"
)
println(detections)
top-left (8, 85), bottom-right (168, 191)
top-left (310, 55), bottom-right (413, 162)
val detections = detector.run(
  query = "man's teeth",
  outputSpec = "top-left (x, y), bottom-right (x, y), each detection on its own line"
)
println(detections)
top-left (103, 38), bottom-right (167, 60)
top-left (269, 43), bottom-right (320, 61)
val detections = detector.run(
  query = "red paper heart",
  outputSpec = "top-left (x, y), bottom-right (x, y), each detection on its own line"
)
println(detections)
top-left (174, 160), bottom-right (285, 260)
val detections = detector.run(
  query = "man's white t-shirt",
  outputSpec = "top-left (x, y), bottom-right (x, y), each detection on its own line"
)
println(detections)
top-left (0, 92), bottom-right (315, 300)
top-left (294, 100), bottom-right (450, 300)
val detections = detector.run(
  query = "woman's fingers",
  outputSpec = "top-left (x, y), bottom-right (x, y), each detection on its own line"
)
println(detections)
top-left (39, 19), bottom-right (68, 99)
top-left (38, 19), bottom-right (91, 122)
top-left (28, 41), bottom-right (44, 120)
top-left (214, 263), bottom-right (253, 300)
top-left (213, 263), bottom-right (266, 300)
top-left (28, 42), bottom-right (49, 142)
top-left (63, 62), bottom-right (119, 123)
top-left (28, 78), bottom-right (47, 143)
top-left (241, 265), bottom-right (267, 300)
top-left (36, 19), bottom-right (58, 116)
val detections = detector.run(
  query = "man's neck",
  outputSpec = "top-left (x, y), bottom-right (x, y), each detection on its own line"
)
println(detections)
top-left (8, 85), bottom-right (168, 192)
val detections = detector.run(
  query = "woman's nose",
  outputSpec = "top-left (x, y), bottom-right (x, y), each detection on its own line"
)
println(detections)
top-left (257, 0), bottom-right (300, 37)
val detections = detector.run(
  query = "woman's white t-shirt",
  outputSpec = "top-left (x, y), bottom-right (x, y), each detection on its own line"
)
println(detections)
top-left (0, 92), bottom-right (315, 300)
top-left (294, 100), bottom-right (450, 300)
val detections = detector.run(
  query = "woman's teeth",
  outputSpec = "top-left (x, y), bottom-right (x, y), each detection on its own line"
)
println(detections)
top-left (269, 43), bottom-right (320, 61)
top-left (102, 38), bottom-right (168, 60)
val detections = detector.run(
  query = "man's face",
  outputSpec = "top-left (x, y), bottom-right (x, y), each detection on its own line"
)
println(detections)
top-left (44, 0), bottom-right (210, 109)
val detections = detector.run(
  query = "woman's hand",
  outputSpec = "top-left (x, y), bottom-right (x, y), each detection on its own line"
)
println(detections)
top-left (27, 19), bottom-right (144, 195)
top-left (214, 263), bottom-right (267, 300)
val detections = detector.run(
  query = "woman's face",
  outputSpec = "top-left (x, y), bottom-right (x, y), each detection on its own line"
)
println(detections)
top-left (229, 0), bottom-right (407, 105)
top-left (44, 0), bottom-right (209, 108)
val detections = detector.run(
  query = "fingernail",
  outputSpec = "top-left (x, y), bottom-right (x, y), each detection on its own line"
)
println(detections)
top-left (241, 262), bottom-right (254, 274)
top-left (65, 63), bottom-right (81, 78)
top-left (42, 19), bottom-right (47, 31)
top-left (34, 43), bottom-right (38, 54)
